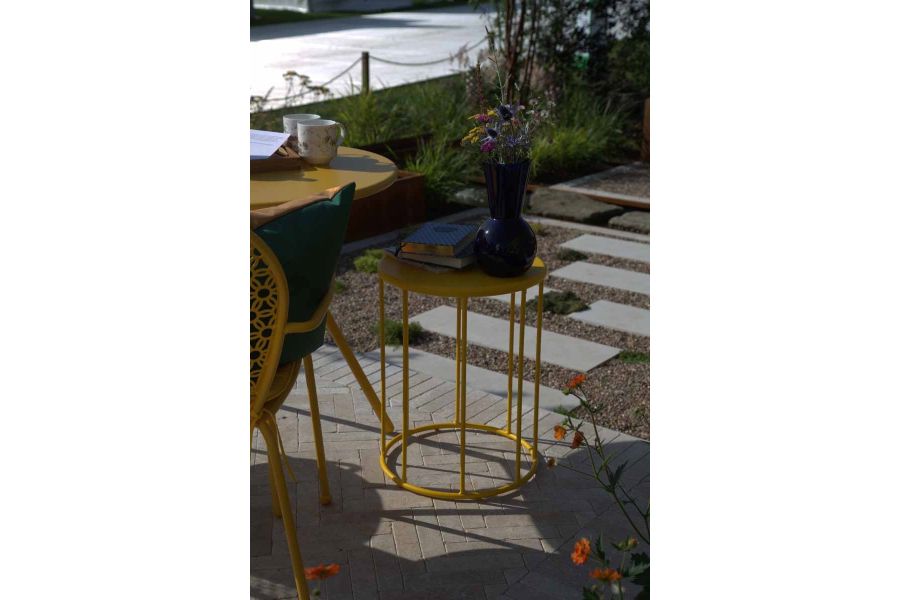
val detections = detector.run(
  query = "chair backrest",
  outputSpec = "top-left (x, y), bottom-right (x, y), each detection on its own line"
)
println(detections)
top-left (250, 231), bottom-right (290, 419)
top-left (252, 183), bottom-right (356, 364)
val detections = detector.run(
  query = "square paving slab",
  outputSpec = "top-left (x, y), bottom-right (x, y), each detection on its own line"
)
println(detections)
top-left (569, 299), bottom-right (650, 337)
top-left (559, 234), bottom-right (650, 263)
top-left (550, 262), bottom-right (650, 296)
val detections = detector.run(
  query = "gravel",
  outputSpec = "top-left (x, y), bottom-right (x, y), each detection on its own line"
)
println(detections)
top-left (329, 219), bottom-right (650, 440)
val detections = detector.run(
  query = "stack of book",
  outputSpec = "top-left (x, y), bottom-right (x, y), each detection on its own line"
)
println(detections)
top-left (392, 222), bottom-right (478, 270)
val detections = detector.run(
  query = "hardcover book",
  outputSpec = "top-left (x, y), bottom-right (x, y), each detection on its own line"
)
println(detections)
top-left (400, 222), bottom-right (478, 257)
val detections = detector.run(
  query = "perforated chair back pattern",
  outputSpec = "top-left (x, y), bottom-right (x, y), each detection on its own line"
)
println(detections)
top-left (250, 231), bottom-right (290, 421)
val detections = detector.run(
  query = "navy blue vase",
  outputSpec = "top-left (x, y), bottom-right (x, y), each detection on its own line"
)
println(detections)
top-left (474, 160), bottom-right (537, 277)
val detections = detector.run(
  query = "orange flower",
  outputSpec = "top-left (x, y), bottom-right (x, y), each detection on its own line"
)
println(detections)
top-left (570, 538), bottom-right (591, 565)
top-left (304, 563), bottom-right (340, 580)
top-left (571, 430), bottom-right (585, 449)
top-left (567, 373), bottom-right (586, 389)
top-left (553, 425), bottom-right (567, 440)
top-left (589, 567), bottom-right (622, 582)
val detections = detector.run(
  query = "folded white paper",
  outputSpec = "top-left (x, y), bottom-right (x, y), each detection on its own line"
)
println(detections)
top-left (250, 130), bottom-right (290, 160)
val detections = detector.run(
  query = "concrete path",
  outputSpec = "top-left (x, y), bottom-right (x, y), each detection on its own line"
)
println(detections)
top-left (412, 305), bottom-right (621, 372)
top-left (559, 234), bottom-right (650, 263)
top-left (362, 346), bottom-right (580, 412)
top-left (250, 4), bottom-right (494, 108)
top-left (569, 299), bottom-right (650, 337)
top-left (550, 262), bottom-right (650, 296)
top-left (252, 342), bottom-right (649, 600)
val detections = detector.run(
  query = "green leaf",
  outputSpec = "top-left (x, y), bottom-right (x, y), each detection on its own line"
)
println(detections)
top-left (581, 587), bottom-right (602, 600)
top-left (608, 461), bottom-right (628, 489)
top-left (594, 533), bottom-right (605, 562)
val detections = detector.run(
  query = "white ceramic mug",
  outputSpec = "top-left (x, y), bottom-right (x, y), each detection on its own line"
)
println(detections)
top-left (297, 119), bottom-right (346, 165)
top-left (282, 113), bottom-right (321, 135)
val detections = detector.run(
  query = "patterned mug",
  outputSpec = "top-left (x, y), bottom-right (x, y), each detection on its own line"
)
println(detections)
top-left (297, 119), bottom-right (346, 166)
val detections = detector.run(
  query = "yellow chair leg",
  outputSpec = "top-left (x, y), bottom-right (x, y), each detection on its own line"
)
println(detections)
top-left (259, 417), bottom-right (310, 600)
top-left (326, 311), bottom-right (396, 432)
top-left (303, 355), bottom-right (332, 506)
top-left (267, 461), bottom-right (282, 518)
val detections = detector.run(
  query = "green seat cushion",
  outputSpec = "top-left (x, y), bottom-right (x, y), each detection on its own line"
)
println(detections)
top-left (252, 183), bottom-right (355, 364)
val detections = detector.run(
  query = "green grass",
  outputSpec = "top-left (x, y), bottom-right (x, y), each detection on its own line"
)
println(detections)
top-left (374, 320), bottom-right (425, 346)
top-left (618, 351), bottom-right (650, 364)
top-left (556, 248), bottom-right (587, 262)
top-left (250, 75), bottom-right (470, 146)
top-left (251, 9), bottom-right (356, 27)
top-left (334, 279), bottom-right (347, 294)
top-left (530, 84), bottom-right (634, 183)
top-left (251, 2), bottom-right (469, 27)
top-left (403, 137), bottom-right (474, 211)
top-left (528, 290), bottom-right (588, 315)
top-left (353, 249), bottom-right (383, 273)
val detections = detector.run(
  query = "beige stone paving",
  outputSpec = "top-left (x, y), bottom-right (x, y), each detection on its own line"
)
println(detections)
top-left (251, 344), bottom-right (649, 600)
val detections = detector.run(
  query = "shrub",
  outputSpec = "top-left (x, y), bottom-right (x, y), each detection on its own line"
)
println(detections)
top-left (556, 248), bottom-right (587, 261)
top-left (530, 85), bottom-right (632, 182)
top-left (528, 290), bottom-right (588, 315)
top-left (353, 249), bottom-right (383, 273)
top-left (403, 138), bottom-right (473, 212)
top-left (373, 319), bottom-right (425, 346)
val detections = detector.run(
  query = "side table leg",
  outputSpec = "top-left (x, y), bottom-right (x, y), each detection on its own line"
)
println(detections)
top-left (379, 279), bottom-right (386, 456)
top-left (455, 300), bottom-right (461, 425)
top-left (506, 293), bottom-right (516, 433)
top-left (459, 296), bottom-right (468, 494)
top-left (533, 282), bottom-right (544, 450)
top-left (326, 311), bottom-right (395, 432)
top-left (515, 289), bottom-right (526, 476)
top-left (401, 290), bottom-right (409, 482)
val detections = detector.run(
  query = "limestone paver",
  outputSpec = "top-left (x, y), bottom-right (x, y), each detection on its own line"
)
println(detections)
top-left (569, 298), bottom-right (650, 336)
top-left (559, 233), bottom-right (650, 263)
top-left (411, 305), bottom-right (620, 371)
top-left (550, 261), bottom-right (650, 295)
top-left (250, 343), bottom-right (649, 600)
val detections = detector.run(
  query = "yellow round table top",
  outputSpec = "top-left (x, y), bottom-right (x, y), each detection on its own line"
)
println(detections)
top-left (379, 254), bottom-right (546, 298)
top-left (250, 146), bottom-right (397, 210)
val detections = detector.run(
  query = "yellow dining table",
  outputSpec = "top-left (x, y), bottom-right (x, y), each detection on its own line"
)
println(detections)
top-left (251, 145), bottom-right (399, 432)
top-left (250, 146), bottom-right (397, 209)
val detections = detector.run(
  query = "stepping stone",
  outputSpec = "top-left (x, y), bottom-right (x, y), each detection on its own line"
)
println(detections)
top-left (550, 262), bottom-right (650, 295)
top-left (526, 188), bottom-right (624, 224)
top-left (362, 347), bottom-right (579, 412)
top-left (608, 210), bottom-right (650, 235)
top-left (569, 299), bottom-right (650, 336)
top-left (560, 234), bottom-right (650, 263)
top-left (412, 305), bottom-right (620, 372)
top-left (484, 285), bottom-right (557, 304)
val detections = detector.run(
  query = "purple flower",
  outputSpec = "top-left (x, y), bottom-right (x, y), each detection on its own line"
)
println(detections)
top-left (480, 139), bottom-right (496, 153)
top-left (497, 104), bottom-right (513, 121)
top-left (475, 113), bottom-right (490, 124)
top-left (486, 127), bottom-right (499, 138)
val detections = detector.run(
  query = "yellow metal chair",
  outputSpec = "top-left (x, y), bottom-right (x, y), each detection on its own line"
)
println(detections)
top-left (250, 231), bottom-right (332, 600)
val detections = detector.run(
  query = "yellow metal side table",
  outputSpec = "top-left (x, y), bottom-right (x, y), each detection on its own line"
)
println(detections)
top-left (376, 253), bottom-right (547, 500)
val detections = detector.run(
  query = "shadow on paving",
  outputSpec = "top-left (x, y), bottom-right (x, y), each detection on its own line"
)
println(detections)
top-left (250, 406), bottom-right (648, 600)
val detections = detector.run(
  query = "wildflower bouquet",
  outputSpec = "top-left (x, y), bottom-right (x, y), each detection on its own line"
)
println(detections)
top-left (461, 97), bottom-right (551, 164)
top-left (461, 33), bottom-right (552, 165)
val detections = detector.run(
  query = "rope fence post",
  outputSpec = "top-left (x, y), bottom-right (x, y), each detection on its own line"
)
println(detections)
top-left (361, 51), bottom-right (370, 95)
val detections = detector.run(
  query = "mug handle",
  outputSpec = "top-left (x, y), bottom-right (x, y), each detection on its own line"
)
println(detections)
top-left (334, 122), bottom-right (346, 146)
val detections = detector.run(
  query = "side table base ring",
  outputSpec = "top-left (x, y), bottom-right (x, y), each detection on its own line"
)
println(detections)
top-left (378, 422), bottom-right (539, 501)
